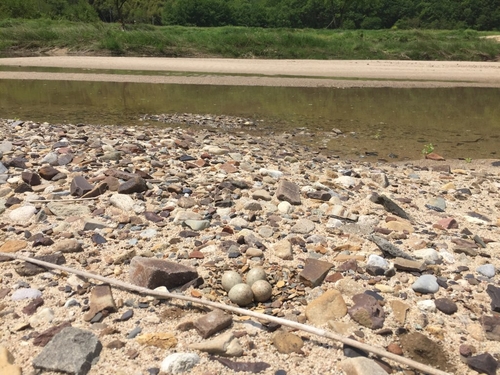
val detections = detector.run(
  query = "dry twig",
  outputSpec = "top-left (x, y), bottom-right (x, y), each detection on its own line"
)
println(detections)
top-left (0, 252), bottom-right (450, 375)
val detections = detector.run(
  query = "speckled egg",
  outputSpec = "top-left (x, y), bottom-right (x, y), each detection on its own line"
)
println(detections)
top-left (228, 283), bottom-right (254, 306)
top-left (246, 267), bottom-right (267, 286)
top-left (221, 271), bottom-right (243, 292)
top-left (251, 279), bottom-right (273, 302)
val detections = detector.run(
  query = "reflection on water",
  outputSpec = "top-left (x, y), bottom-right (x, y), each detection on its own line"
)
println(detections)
top-left (0, 79), bottom-right (498, 160)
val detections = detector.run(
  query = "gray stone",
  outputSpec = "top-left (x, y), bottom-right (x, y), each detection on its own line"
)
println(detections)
top-left (369, 235), bottom-right (414, 260)
top-left (252, 189), bottom-right (272, 201)
top-left (477, 264), bottom-right (496, 278)
top-left (428, 197), bottom-right (446, 211)
top-left (194, 309), bottom-right (232, 338)
top-left (11, 288), bottom-right (42, 301)
top-left (366, 254), bottom-right (390, 270)
top-left (0, 162), bottom-right (7, 174)
top-left (70, 176), bottom-right (94, 197)
top-left (129, 256), bottom-right (198, 289)
top-left (160, 353), bottom-right (200, 374)
top-left (83, 219), bottom-right (107, 231)
top-left (348, 293), bottom-right (385, 329)
top-left (184, 220), bottom-right (210, 231)
top-left (369, 172), bottom-right (389, 188)
top-left (291, 218), bottom-right (315, 234)
top-left (0, 140), bottom-right (13, 153)
top-left (33, 327), bottom-right (102, 375)
top-left (412, 275), bottom-right (439, 294)
top-left (467, 353), bottom-right (498, 375)
top-left (481, 315), bottom-right (500, 341)
top-left (47, 202), bottom-right (90, 217)
top-left (53, 239), bottom-right (83, 253)
top-left (275, 180), bottom-right (301, 205)
top-left (369, 193), bottom-right (410, 220)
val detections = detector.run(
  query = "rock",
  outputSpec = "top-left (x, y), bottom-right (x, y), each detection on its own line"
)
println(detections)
top-left (366, 254), bottom-right (390, 270)
top-left (129, 256), bottom-right (198, 289)
top-left (47, 202), bottom-right (90, 217)
top-left (211, 357), bottom-right (270, 373)
top-left (291, 218), bottom-right (315, 234)
top-left (0, 346), bottom-right (21, 375)
top-left (194, 309), bottom-right (232, 339)
top-left (184, 219), bottom-right (210, 231)
top-left (83, 219), bottom-right (107, 231)
top-left (436, 217), bottom-right (458, 229)
top-left (369, 193), bottom-right (410, 220)
top-left (228, 283), bottom-right (254, 306)
top-left (83, 284), bottom-right (117, 322)
top-left (481, 315), bottom-right (500, 341)
top-left (22, 297), bottom-right (44, 315)
top-left (118, 177), bottom-right (148, 194)
top-left (0, 240), bottom-right (27, 253)
top-left (413, 248), bottom-right (441, 264)
top-left (390, 300), bottom-right (409, 324)
top-left (160, 353), bottom-right (200, 374)
top-left (33, 321), bottom-right (72, 347)
top-left (335, 175), bottom-right (357, 188)
top-left (252, 189), bottom-right (272, 201)
top-left (136, 332), bottom-right (177, 349)
top-left (8, 205), bottom-right (36, 223)
top-left (277, 201), bottom-right (293, 214)
top-left (400, 332), bottom-right (453, 372)
top-left (272, 331), bottom-right (304, 354)
top-left (33, 327), bottom-right (102, 375)
top-left (251, 280), bottom-right (272, 302)
top-left (486, 285), bottom-right (500, 313)
top-left (466, 353), bottom-right (498, 375)
top-left (369, 172), bottom-right (389, 188)
top-left (477, 264), bottom-right (496, 278)
top-left (273, 239), bottom-right (293, 260)
top-left (189, 331), bottom-right (243, 357)
top-left (275, 180), bottom-right (301, 205)
top-left (22, 170), bottom-right (42, 186)
top-left (425, 152), bottom-right (445, 161)
top-left (434, 298), bottom-right (458, 315)
top-left (368, 235), bottom-right (414, 260)
top-left (306, 289), bottom-right (347, 325)
top-left (53, 239), bottom-right (83, 253)
top-left (412, 275), bottom-right (439, 294)
top-left (11, 288), bottom-right (42, 301)
top-left (393, 257), bottom-right (426, 272)
top-left (340, 357), bottom-right (388, 375)
top-left (38, 165), bottom-right (61, 180)
top-left (221, 271), bottom-right (243, 292)
top-left (348, 293), bottom-right (385, 329)
top-left (417, 300), bottom-right (436, 313)
top-left (70, 175), bottom-right (94, 197)
top-left (245, 267), bottom-right (267, 286)
top-left (109, 193), bottom-right (135, 212)
top-left (299, 258), bottom-right (334, 287)
top-left (29, 307), bottom-right (55, 327)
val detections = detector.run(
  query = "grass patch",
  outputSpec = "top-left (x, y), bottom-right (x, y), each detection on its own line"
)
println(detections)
top-left (0, 19), bottom-right (499, 60)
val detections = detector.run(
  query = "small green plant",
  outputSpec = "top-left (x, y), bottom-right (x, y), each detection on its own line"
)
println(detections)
top-left (422, 143), bottom-right (434, 155)
top-left (465, 157), bottom-right (472, 163)
top-left (373, 130), bottom-right (381, 139)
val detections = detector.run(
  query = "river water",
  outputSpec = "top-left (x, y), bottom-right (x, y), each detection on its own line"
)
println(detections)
top-left (0, 79), bottom-right (499, 161)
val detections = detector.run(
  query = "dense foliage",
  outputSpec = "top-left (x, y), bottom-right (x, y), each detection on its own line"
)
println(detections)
top-left (0, 0), bottom-right (499, 30)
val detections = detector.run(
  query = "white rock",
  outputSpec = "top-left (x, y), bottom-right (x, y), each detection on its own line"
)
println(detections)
top-left (334, 176), bottom-right (357, 188)
top-left (277, 201), bottom-right (293, 214)
top-left (259, 168), bottom-right (283, 179)
top-left (29, 308), bottom-right (55, 327)
top-left (8, 205), bottom-right (36, 223)
top-left (413, 248), bottom-right (442, 264)
top-left (109, 194), bottom-right (135, 212)
top-left (367, 254), bottom-right (390, 270)
top-left (417, 300), bottom-right (436, 312)
top-left (160, 353), bottom-right (200, 374)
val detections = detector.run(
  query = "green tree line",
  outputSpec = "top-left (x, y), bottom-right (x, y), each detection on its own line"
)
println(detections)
top-left (0, 0), bottom-right (499, 30)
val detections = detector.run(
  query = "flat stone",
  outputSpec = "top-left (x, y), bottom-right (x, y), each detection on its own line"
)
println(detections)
top-left (272, 331), bottom-right (304, 354)
top-left (436, 217), bottom-right (458, 229)
top-left (291, 218), bottom-right (315, 234)
top-left (305, 289), bottom-right (347, 325)
top-left (273, 239), bottom-right (293, 260)
top-left (194, 309), bottom-right (232, 339)
top-left (47, 202), bottom-right (90, 217)
top-left (477, 264), bottom-right (496, 278)
top-left (29, 307), bottom-right (55, 327)
top-left (0, 240), bottom-right (27, 253)
top-left (8, 205), bottom-right (36, 223)
top-left (38, 165), bottom-right (61, 180)
top-left (110, 193), bottom-right (135, 212)
top-left (486, 285), bottom-right (500, 312)
top-left (118, 177), bottom-right (148, 194)
top-left (369, 172), bottom-right (389, 188)
top-left (15, 254), bottom-right (65, 276)
top-left (348, 293), bottom-right (385, 329)
top-left (393, 257), bottom-right (426, 272)
top-left (384, 219), bottom-right (414, 233)
top-left (412, 275), bottom-right (439, 294)
top-left (299, 258), bottom-right (334, 287)
top-left (82, 182), bottom-right (108, 198)
top-left (22, 297), bottom-right (44, 315)
top-left (160, 353), bottom-right (200, 374)
top-left (83, 219), bottom-right (107, 231)
top-left (369, 193), bottom-right (410, 220)
top-left (0, 346), bottom-right (21, 375)
top-left (70, 175), bottom-right (94, 197)
top-left (467, 353), bottom-right (498, 375)
top-left (184, 220), bottom-right (210, 231)
top-left (53, 239), bottom-right (83, 253)
top-left (33, 321), bottom-right (72, 346)
top-left (252, 189), bottom-right (272, 201)
top-left (22, 170), bottom-right (42, 186)
top-left (390, 300), bottom-right (409, 324)
top-left (11, 288), bottom-right (42, 301)
top-left (340, 357), bottom-right (388, 375)
top-left (189, 331), bottom-right (243, 357)
top-left (275, 180), bottom-right (301, 205)
top-left (83, 284), bottom-right (117, 322)
top-left (400, 332), bottom-right (454, 372)
top-left (434, 298), bottom-right (458, 315)
top-left (33, 327), bottom-right (102, 375)
top-left (129, 257), bottom-right (198, 290)
top-left (368, 235), bottom-right (414, 260)
top-left (481, 315), bottom-right (500, 341)
top-left (136, 332), bottom-right (178, 349)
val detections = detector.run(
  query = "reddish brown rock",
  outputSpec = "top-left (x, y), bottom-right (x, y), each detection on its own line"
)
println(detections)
top-left (275, 180), bottom-right (301, 205)
top-left (129, 257), bottom-right (198, 289)
top-left (194, 309), bottom-right (232, 338)
top-left (21, 170), bottom-right (41, 186)
top-left (118, 177), bottom-right (148, 194)
top-left (299, 258), bottom-right (334, 287)
top-left (38, 165), bottom-right (61, 180)
top-left (436, 217), bottom-right (459, 229)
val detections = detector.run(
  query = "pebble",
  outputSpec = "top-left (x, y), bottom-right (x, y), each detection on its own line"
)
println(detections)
top-left (11, 288), bottom-right (42, 301)
top-left (0, 346), bottom-right (21, 375)
top-left (189, 331), bottom-right (243, 357)
top-left (412, 275), bottom-right (440, 294)
top-left (306, 290), bottom-right (347, 325)
top-left (160, 353), bottom-right (200, 374)
top-left (434, 298), bottom-right (458, 315)
top-left (477, 264), bottom-right (496, 278)
top-left (8, 205), bottom-right (36, 222)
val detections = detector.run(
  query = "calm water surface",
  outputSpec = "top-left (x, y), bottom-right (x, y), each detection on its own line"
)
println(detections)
top-left (0, 79), bottom-right (499, 161)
